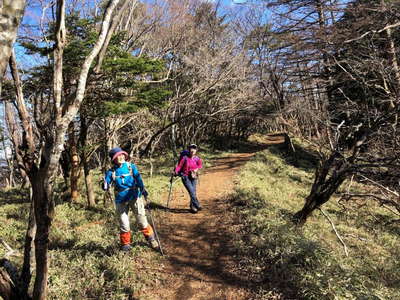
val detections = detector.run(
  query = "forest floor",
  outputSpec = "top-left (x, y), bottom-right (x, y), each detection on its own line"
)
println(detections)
top-left (134, 136), bottom-right (285, 300)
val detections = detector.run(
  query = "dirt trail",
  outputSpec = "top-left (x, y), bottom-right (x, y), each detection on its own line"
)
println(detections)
top-left (141, 152), bottom-right (256, 300)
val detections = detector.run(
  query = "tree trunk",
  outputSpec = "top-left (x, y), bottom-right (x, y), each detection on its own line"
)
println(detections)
top-left (83, 161), bottom-right (96, 207)
top-left (0, 0), bottom-right (26, 78)
top-left (293, 153), bottom-right (348, 225)
top-left (68, 122), bottom-right (80, 202)
top-left (1, 133), bottom-right (14, 188)
top-left (4, 101), bottom-right (29, 185)
top-left (31, 169), bottom-right (54, 300)
top-left (9, 51), bottom-right (36, 154)
top-left (94, 0), bottom-right (133, 72)
top-left (20, 188), bottom-right (36, 296)
top-left (78, 116), bottom-right (96, 207)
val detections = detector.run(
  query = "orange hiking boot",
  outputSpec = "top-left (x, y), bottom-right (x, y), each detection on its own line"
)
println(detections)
top-left (120, 231), bottom-right (132, 252)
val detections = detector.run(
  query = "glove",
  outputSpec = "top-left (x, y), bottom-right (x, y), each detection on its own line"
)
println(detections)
top-left (142, 189), bottom-right (148, 198)
top-left (102, 181), bottom-right (109, 191)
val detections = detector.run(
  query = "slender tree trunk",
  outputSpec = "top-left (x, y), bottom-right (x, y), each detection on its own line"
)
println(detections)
top-left (78, 116), bottom-right (96, 207)
top-left (20, 188), bottom-right (36, 297)
top-left (68, 122), bottom-right (80, 201)
top-left (384, 20), bottom-right (399, 129)
top-left (4, 101), bottom-right (29, 185)
top-left (9, 51), bottom-right (36, 153)
top-left (83, 160), bottom-right (96, 207)
top-left (94, 0), bottom-right (133, 72)
top-left (293, 153), bottom-right (348, 225)
top-left (31, 168), bottom-right (53, 300)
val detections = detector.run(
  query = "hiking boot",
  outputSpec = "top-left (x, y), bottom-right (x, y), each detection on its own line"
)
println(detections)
top-left (190, 204), bottom-right (198, 213)
top-left (120, 244), bottom-right (132, 252)
top-left (149, 238), bottom-right (160, 250)
top-left (197, 205), bottom-right (203, 211)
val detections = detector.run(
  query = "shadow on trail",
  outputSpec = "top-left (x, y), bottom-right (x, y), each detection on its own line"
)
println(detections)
top-left (210, 137), bottom-right (279, 153)
top-left (147, 202), bottom-right (191, 214)
top-left (159, 204), bottom-right (255, 299)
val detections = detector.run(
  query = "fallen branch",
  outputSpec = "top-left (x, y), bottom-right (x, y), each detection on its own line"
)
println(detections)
top-left (319, 208), bottom-right (349, 257)
top-left (0, 240), bottom-right (19, 258)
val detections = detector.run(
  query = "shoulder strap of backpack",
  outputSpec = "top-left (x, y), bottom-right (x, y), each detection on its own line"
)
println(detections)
top-left (127, 163), bottom-right (133, 177)
top-left (111, 163), bottom-right (133, 181)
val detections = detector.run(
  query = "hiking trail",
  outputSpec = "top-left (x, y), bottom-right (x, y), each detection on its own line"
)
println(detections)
top-left (136, 136), bottom-right (285, 300)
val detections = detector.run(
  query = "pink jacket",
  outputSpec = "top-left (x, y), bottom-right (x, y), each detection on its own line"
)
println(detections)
top-left (175, 155), bottom-right (202, 176)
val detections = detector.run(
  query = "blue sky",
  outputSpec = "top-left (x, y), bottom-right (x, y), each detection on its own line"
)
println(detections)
top-left (14, 0), bottom-right (271, 71)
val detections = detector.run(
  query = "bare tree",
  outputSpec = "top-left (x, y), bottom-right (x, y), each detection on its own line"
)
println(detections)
top-left (2, 0), bottom-right (122, 298)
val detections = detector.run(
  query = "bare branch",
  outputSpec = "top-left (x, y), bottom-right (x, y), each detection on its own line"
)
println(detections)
top-left (319, 209), bottom-right (349, 257)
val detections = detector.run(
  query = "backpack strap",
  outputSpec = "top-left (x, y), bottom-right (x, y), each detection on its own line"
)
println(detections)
top-left (127, 163), bottom-right (133, 177)
top-left (111, 162), bottom-right (134, 183)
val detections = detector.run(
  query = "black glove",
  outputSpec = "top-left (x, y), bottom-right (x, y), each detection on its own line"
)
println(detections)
top-left (142, 189), bottom-right (148, 198)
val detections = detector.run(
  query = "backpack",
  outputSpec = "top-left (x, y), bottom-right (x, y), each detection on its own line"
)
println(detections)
top-left (111, 162), bottom-right (134, 185)
top-left (178, 150), bottom-right (190, 163)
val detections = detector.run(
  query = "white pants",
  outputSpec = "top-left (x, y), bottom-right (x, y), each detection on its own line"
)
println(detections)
top-left (116, 197), bottom-right (148, 232)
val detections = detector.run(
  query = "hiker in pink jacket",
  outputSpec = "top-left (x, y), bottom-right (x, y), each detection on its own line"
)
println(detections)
top-left (174, 144), bottom-right (203, 213)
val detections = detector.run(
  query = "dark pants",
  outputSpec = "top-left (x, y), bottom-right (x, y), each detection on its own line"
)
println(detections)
top-left (182, 175), bottom-right (200, 208)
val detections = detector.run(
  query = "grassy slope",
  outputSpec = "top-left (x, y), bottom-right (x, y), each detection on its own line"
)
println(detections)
top-left (230, 143), bottom-right (400, 300)
top-left (0, 149), bottom-right (227, 299)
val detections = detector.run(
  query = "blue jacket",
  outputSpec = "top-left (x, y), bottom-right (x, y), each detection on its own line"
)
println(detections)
top-left (103, 162), bottom-right (145, 203)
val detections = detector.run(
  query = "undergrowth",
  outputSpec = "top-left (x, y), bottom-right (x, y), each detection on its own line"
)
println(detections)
top-left (230, 143), bottom-right (400, 300)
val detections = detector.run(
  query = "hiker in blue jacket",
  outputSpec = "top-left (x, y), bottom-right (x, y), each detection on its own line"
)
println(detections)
top-left (103, 147), bottom-right (159, 251)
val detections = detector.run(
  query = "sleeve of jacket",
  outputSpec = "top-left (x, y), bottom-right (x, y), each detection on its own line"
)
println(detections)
top-left (131, 163), bottom-right (145, 192)
top-left (174, 157), bottom-right (186, 174)
top-left (103, 169), bottom-right (113, 191)
top-left (196, 157), bottom-right (203, 169)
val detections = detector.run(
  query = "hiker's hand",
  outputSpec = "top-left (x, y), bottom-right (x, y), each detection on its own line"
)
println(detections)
top-left (142, 189), bottom-right (148, 198)
top-left (102, 181), bottom-right (109, 191)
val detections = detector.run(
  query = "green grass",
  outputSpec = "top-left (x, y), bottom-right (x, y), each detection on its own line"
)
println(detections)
top-left (0, 187), bottom-right (166, 299)
top-left (229, 143), bottom-right (400, 300)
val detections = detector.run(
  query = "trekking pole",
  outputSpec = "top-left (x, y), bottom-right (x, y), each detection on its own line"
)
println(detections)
top-left (145, 196), bottom-right (164, 256)
top-left (166, 174), bottom-right (174, 209)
